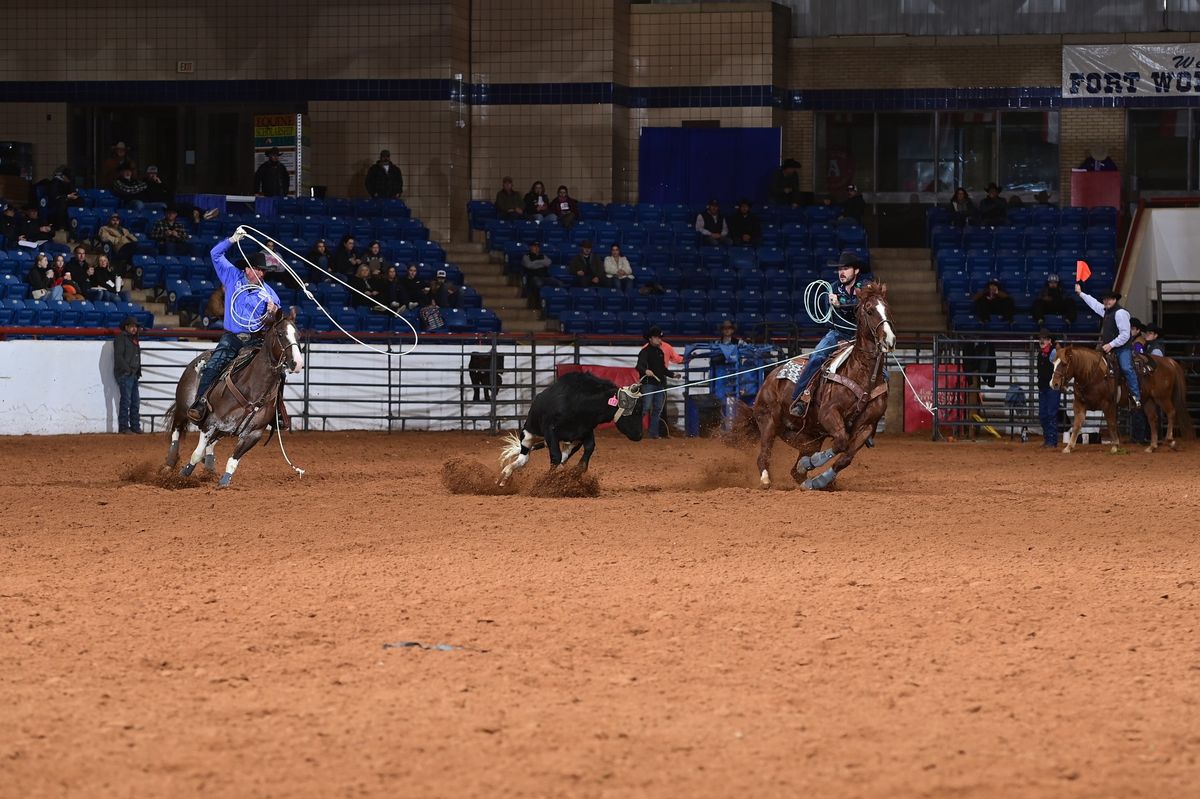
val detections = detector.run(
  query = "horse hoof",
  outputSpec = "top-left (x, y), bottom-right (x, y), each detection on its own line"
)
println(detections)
top-left (799, 455), bottom-right (813, 471)
top-left (1110, 445), bottom-right (1119, 454)
top-left (1061, 446), bottom-right (1072, 454)
top-left (217, 473), bottom-right (233, 488)
top-left (180, 464), bottom-right (196, 477)
top-left (759, 470), bottom-right (770, 488)
top-left (1144, 446), bottom-right (1155, 454)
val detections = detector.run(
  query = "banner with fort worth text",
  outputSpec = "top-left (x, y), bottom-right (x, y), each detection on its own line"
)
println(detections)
top-left (1063, 43), bottom-right (1200, 97)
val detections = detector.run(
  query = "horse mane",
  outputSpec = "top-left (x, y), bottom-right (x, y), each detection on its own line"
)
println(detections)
top-left (1061, 345), bottom-right (1108, 384)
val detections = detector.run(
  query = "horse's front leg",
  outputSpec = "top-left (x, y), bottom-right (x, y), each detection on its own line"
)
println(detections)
top-left (180, 429), bottom-right (211, 476)
top-left (1063, 398), bottom-right (1085, 453)
top-left (800, 407), bottom-right (847, 490)
top-left (807, 419), bottom-right (878, 490)
top-left (755, 406), bottom-right (779, 487)
top-left (1104, 403), bottom-right (1122, 454)
top-left (218, 428), bottom-right (265, 488)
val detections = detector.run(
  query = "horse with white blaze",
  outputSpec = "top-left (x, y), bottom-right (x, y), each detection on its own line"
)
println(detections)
top-left (498, 371), bottom-right (645, 486)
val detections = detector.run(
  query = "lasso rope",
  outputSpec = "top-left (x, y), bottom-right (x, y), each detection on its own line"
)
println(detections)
top-left (233, 225), bottom-right (420, 357)
top-left (275, 403), bottom-right (304, 478)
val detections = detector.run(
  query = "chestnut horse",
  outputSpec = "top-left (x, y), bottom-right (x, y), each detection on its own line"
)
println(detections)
top-left (1050, 344), bottom-right (1193, 453)
top-left (744, 283), bottom-right (897, 490)
top-left (164, 308), bottom-right (304, 486)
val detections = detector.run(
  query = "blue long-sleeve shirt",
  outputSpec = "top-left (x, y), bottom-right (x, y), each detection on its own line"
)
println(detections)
top-left (1079, 291), bottom-right (1130, 348)
top-left (211, 238), bottom-right (281, 334)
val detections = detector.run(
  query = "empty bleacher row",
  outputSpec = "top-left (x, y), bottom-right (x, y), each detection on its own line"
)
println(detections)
top-left (930, 204), bottom-right (1118, 334)
top-left (468, 200), bottom-right (867, 335)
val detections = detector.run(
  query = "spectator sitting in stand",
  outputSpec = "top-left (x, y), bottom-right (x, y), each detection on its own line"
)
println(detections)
top-left (348, 264), bottom-right (378, 308)
top-left (331, 235), bottom-right (363, 277)
top-left (0, 201), bottom-right (20, 243)
top-left (521, 241), bottom-right (559, 302)
top-left (947, 187), bottom-right (976, 227)
top-left (365, 149), bottom-right (404, 198)
top-left (27, 253), bottom-right (60, 301)
top-left (253, 147), bottom-right (290, 197)
top-left (308, 239), bottom-right (331, 278)
top-left (67, 246), bottom-right (91, 287)
top-left (972, 278), bottom-right (1015, 324)
top-left (695, 199), bottom-right (730, 247)
top-left (494, 176), bottom-right (524, 219)
top-left (401, 264), bottom-right (429, 308)
top-left (45, 165), bottom-right (81, 232)
top-left (113, 163), bottom-right (148, 209)
top-left (551, 185), bottom-right (580, 228)
top-left (362, 240), bottom-right (386, 276)
top-left (604, 243), bottom-right (635, 293)
top-left (770, 158), bottom-right (804, 206)
top-left (978, 182), bottom-right (1008, 225)
top-left (1031, 274), bottom-right (1077, 327)
top-left (840, 184), bottom-right (866, 225)
top-left (727, 199), bottom-right (762, 247)
top-left (19, 205), bottom-right (53, 244)
top-left (54, 254), bottom-right (85, 302)
top-left (373, 264), bottom-right (405, 311)
top-left (141, 165), bottom-right (171, 204)
top-left (570, 239), bottom-right (606, 287)
top-left (99, 212), bottom-right (139, 268)
top-left (430, 270), bottom-right (461, 309)
top-left (85, 254), bottom-right (127, 302)
top-left (524, 181), bottom-right (553, 223)
top-left (1078, 146), bottom-right (1118, 172)
top-left (99, 141), bottom-right (136, 189)
top-left (151, 207), bottom-right (190, 255)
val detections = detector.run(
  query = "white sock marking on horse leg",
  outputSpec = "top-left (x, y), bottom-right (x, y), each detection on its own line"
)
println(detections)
top-left (171, 429), bottom-right (180, 445)
top-left (187, 432), bottom-right (209, 465)
top-left (224, 456), bottom-right (240, 476)
top-left (760, 469), bottom-right (770, 487)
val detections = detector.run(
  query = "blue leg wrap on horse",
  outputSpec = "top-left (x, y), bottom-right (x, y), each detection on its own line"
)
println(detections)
top-left (802, 448), bottom-right (836, 471)
top-left (803, 467), bottom-right (837, 490)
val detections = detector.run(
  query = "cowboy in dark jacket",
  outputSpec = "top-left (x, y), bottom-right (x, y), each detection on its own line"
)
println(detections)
top-left (254, 147), bottom-right (291, 197)
top-left (365, 149), bottom-right (404, 198)
top-left (114, 316), bottom-right (143, 434)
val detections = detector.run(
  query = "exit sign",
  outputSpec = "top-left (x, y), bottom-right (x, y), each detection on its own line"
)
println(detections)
top-left (176, 61), bottom-right (195, 74)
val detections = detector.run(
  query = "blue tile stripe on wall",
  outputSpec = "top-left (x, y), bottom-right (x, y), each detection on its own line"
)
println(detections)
top-left (2, 80), bottom-right (1199, 109)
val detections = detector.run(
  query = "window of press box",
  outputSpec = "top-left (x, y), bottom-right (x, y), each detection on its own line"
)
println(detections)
top-left (815, 110), bottom-right (1060, 197)
top-left (1127, 109), bottom-right (1190, 193)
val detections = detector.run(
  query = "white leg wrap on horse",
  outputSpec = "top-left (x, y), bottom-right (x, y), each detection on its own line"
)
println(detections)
top-left (187, 432), bottom-right (209, 466)
top-left (225, 456), bottom-right (240, 476)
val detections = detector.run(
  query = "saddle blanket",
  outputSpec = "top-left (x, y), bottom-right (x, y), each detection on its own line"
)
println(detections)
top-left (775, 343), bottom-right (855, 383)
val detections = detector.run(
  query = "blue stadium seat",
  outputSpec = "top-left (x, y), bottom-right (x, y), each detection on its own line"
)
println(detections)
top-left (540, 286), bottom-right (569, 318)
top-left (599, 291), bottom-right (629, 313)
top-left (468, 308), bottom-right (501, 332)
top-left (1088, 206), bottom-right (1118, 227)
top-left (588, 310), bottom-right (620, 335)
top-left (679, 288), bottom-right (708, 313)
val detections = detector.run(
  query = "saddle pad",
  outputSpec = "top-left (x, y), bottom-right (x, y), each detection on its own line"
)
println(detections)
top-left (777, 358), bottom-right (806, 383)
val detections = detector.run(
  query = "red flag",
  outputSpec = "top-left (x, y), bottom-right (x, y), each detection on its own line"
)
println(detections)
top-left (1076, 260), bottom-right (1092, 282)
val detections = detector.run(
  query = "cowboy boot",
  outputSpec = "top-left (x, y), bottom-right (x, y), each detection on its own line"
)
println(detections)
top-left (186, 398), bottom-right (207, 423)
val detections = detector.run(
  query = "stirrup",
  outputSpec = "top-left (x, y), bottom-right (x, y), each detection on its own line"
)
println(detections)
top-left (789, 398), bottom-right (807, 418)
top-left (186, 399), bottom-right (207, 423)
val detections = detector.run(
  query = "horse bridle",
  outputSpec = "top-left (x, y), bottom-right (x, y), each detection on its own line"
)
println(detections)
top-left (857, 298), bottom-right (892, 352)
top-left (267, 319), bottom-right (299, 374)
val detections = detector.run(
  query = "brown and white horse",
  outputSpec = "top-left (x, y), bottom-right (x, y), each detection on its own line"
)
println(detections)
top-left (164, 308), bottom-right (304, 486)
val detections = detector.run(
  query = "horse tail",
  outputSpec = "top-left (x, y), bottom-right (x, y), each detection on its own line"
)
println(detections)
top-left (164, 402), bottom-right (179, 439)
top-left (1170, 361), bottom-right (1195, 440)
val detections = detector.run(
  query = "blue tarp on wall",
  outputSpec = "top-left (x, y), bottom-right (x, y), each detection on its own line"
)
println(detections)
top-left (638, 127), bottom-right (781, 209)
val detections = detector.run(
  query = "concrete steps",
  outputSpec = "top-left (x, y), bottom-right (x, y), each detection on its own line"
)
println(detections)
top-left (870, 247), bottom-right (946, 333)
top-left (445, 242), bottom-right (552, 333)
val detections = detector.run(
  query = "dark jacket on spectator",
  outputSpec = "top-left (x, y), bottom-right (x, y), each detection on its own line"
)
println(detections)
top-left (331, 246), bottom-right (362, 277)
top-left (114, 327), bottom-right (141, 378)
top-left (402, 273), bottom-right (429, 306)
top-left (978, 194), bottom-right (1007, 225)
top-left (142, 175), bottom-right (171, 204)
top-left (636, 342), bottom-right (669, 385)
top-left (727, 209), bottom-right (762, 246)
top-left (841, 193), bottom-right (866, 224)
top-left (373, 272), bottom-right (405, 308)
top-left (524, 190), bottom-right (552, 217)
top-left (348, 274), bottom-right (377, 308)
top-left (26, 263), bottom-right (53, 294)
top-left (431, 278), bottom-right (460, 308)
top-left (113, 175), bottom-right (148, 207)
top-left (254, 159), bottom-right (290, 197)
top-left (494, 188), bottom-right (523, 217)
top-left (0, 210), bottom-right (21, 243)
top-left (570, 252), bottom-right (607, 285)
top-left (365, 160), bottom-right (404, 198)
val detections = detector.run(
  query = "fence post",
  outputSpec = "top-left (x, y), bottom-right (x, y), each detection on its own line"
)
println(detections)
top-left (931, 335), bottom-right (942, 441)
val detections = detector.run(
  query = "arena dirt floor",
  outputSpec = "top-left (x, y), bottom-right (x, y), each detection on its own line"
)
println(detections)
top-left (2, 428), bottom-right (1198, 798)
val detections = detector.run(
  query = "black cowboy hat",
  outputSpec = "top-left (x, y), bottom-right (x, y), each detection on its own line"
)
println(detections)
top-left (120, 315), bottom-right (139, 329)
top-left (1129, 317), bottom-right (1145, 329)
top-left (1145, 323), bottom-right (1163, 335)
top-left (828, 251), bottom-right (863, 269)
top-left (265, 147), bottom-right (281, 157)
top-left (1100, 289), bottom-right (1122, 301)
top-left (644, 325), bottom-right (663, 341)
top-left (1037, 328), bottom-right (1056, 341)
top-left (782, 158), bottom-right (801, 169)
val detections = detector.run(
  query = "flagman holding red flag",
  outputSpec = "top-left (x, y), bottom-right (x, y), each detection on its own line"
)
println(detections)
top-left (1075, 260), bottom-right (1141, 408)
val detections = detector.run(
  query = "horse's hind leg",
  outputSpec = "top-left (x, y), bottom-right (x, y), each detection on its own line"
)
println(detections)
top-left (165, 422), bottom-right (184, 469)
top-left (1142, 401), bottom-right (1159, 453)
top-left (218, 429), bottom-right (264, 488)
top-left (204, 442), bottom-right (217, 472)
top-left (755, 410), bottom-right (778, 487)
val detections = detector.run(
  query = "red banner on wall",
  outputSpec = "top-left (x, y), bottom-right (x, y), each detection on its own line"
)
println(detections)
top-left (903, 364), bottom-right (968, 435)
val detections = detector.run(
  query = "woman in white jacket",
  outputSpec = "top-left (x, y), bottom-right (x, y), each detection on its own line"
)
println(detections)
top-left (604, 243), bottom-right (634, 293)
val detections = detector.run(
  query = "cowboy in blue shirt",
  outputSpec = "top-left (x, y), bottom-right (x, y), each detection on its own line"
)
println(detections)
top-left (187, 227), bottom-right (282, 422)
top-left (790, 251), bottom-right (875, 417)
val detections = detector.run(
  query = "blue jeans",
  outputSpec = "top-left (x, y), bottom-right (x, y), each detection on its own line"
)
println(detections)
top-left (791, 329), bottom-right (849, 402)
top-left (1038, 388), bottom-right (1060, 446)
top-left (117, 373), bottom-right (141, 432)
top-left (50, 285), bottom-right (64, 301)
top-left (644, 383), bottom-right (666, 438)
top-left (1114, 345), bottom-right (1140, 402)
top-left (195, 331), bottom-right (249, 401)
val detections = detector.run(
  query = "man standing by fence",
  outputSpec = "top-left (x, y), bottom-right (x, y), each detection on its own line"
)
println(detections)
top-left (1036, 329), bottom-right (1060, 449)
